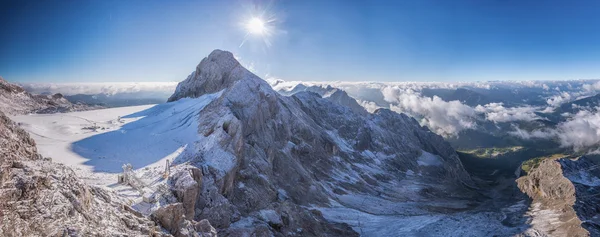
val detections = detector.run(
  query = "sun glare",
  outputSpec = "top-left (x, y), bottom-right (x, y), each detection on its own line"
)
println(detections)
top-left (246, 17), bottom-right (266, 35)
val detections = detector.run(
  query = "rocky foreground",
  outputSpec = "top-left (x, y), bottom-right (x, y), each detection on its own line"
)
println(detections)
top-left (0, 110), bottom-right (219, 236)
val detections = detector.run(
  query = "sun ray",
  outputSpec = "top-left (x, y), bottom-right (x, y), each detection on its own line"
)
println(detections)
top-left (238, 4), bottom-right (278, 49)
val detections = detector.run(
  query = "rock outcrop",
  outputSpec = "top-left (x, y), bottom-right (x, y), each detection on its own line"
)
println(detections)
top-left (168, 50), bottom-right (243, 102)
top-left (152, 203), bottom-right (217, 237)
top-left (170, 168), bottom-right (203, 220)
top-left (517, 156), bottom-right (600, 237)
top-left (165, 49), bottom-right (476, 236)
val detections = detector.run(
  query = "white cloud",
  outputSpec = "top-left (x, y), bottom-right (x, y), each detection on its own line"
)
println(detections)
top-left (357, 100), bottom-right (381, 113)
top-left (546, 92), bottom-right (572, 107)
top-left (268, 79), bottom-right (600, 140)
top-left (542, 84), bottom-right (550, 90)
top-left (508, 127), bottom-right (555, 140)
top-left (382, 87), bottom-right (476, 137)
top-left (556, 109), bottom-right (600, 151)
top-left (475, 103), bottom-right (540, 123)
top-left (508, 108), bottom-right (600, 152)
top-left (583, 81), bottom-right (600, 92)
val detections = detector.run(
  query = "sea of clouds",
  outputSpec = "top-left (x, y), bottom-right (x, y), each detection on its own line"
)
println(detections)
top-left (268, 78), bottom-right (600, 153)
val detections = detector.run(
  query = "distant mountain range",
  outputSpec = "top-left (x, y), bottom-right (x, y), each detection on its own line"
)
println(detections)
top-left (0, 76), bottom-right (100, 115)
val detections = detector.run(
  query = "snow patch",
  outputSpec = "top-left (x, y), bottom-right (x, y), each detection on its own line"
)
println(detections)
top-left (417, 151), bottom-right (444, 166)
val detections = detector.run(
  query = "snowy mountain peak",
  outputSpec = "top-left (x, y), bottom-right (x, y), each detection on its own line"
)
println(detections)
top-left (204, 49), bottom-right (239, 70)
top-left (168, 49), bottom-right (261, 102)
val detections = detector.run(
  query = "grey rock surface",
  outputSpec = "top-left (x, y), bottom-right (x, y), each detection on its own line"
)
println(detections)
top-left (152, 203), bottom-right (217, 237)
top-left (166, 49), bottom-right (477, 236)
top-left (517, 157), bottom-right (591, 237)
top-left (170, 168), bottom-right (203, 220)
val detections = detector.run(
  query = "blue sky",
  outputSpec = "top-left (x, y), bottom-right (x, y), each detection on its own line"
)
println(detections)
top-left (1, 0), bottom-right (600, 83)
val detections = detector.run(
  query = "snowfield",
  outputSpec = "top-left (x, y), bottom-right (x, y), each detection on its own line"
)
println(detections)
top-left (9, 92), bottom-right (222, 211)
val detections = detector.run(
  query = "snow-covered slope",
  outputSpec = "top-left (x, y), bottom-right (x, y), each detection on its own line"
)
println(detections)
top-left (0, 110), bottom-right (163, 236)
top-left (10, 92), bottom-right (220, 186)
top-left (6, 97), bottom-right (221, 236)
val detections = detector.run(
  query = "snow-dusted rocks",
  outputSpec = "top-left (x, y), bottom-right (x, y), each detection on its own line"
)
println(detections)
top-left (163, 49), bottom-right (477, 236)
top-left (151, 203), bottom-right (217, 237)
top-left (0, 76), bottom-right (98, 115)
top-left (168, 50), bottom-right (248, 102)
top-left (0, 111), bottom-right (161, 236)
top-left (170, 168), bottom-right (203, 220)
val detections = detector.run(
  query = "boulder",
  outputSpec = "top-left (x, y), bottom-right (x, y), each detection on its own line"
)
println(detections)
top-left (170, 168), bottom-right (202, 219)
top-left (151, 203), bottom-right (217, 237)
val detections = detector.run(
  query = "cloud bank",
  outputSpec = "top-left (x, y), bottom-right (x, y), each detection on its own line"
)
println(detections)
top-left (19, 82), bottom-right (178, 96)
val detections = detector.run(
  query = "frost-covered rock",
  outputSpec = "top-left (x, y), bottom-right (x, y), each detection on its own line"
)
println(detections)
top-left (170, 168), bottom-right (203, 220)
top-left (0, 111), bottom-right (161, 236)
top-left (258, 209), bottom-right (283, 228)
top-left (152, 203), bottom-right (217, 237)
top-left (168, 50), bottom-right (244, 102)
top-left (164, 49), bottom-right (476, 236)
top-left (0, 76), bottom-right (99, 115)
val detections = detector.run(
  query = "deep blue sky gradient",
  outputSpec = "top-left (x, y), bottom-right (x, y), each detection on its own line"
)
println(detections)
top-left (1, 0), bottom-right (600, 82)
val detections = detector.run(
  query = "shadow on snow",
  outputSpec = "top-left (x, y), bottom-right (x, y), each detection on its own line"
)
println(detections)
top-left (71, 96), bottom-right (217, 173)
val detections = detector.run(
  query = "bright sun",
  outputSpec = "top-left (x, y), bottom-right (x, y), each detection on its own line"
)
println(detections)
top-left (246, 17), bottom-right (266, 35)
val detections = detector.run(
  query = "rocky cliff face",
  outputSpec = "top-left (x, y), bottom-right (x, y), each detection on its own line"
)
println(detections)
top-left (165, 49), bottom-right (476, 236)
top-left (516, 156), bottom-right (600, 237)
top-left (0, 77), bottom-right (97, 115)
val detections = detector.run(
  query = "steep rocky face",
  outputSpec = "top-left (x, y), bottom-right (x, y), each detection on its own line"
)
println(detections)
top-left (0, 111), bottom-right (163, 236)
top-left (0, 76), bottom-right (97, 115)
top-left (516, 156), bottom-right (600, 236)
top-left (558, 157), bottom-right (600, 236)
top-left (168, 50), bottom-right (244, 102)
top-left (166, 49), bottom-right (475, 236)
top-left (152, 203), bottom-right (217, 237)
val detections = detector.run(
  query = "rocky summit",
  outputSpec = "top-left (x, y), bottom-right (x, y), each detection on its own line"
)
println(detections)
top-left (157, 49), bottom-right (500, 236)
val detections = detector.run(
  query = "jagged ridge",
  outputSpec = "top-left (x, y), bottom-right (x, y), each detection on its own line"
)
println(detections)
top-left (164, 49), bottom-right (476, 236)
